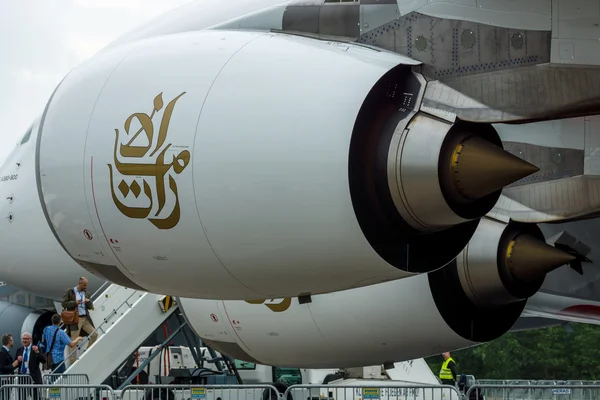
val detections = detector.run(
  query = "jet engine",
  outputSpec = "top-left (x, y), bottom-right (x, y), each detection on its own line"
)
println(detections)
top-left (34, 29), bottom-right (536, 299)
top-left (179, 217), bottom-right (574, 368)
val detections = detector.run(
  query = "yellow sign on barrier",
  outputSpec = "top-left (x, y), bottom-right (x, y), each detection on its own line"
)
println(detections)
top-left (191, 387), bottom-right (206, 399)
top-left (363, 388), bottom-right (380, 399)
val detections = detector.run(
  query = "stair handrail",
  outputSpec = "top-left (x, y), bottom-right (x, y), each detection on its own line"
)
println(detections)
top-left (43, 282), bottom-right (118, 371)
top-left (51, 287), bottom-right (149, 374)
top-left (91, 281), bottom-right (111, 300)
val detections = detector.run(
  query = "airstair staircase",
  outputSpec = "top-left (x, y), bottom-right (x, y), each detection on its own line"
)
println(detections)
top-left (386, 359), bottom-right (440, 385)
top-left (51, 283), bottom-right (178, 385)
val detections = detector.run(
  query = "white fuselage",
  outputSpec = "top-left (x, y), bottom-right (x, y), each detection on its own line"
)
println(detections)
top-left (0, 118), bottom-right (103, 301)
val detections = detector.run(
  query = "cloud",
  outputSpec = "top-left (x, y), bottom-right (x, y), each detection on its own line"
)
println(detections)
top-left (14, 69), bottom-right (63, 87)
top-left (67, 36), bottom-right (111, 61)
top-left (71, 0), bottom-right (145, 9)
top-left (0, 0), bottom-right (192, 162)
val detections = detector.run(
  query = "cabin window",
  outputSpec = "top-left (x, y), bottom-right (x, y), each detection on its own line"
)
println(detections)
top-left (273, 367), bottom-right (302, 385)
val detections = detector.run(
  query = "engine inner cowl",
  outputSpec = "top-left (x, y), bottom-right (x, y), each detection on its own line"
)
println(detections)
top-left (429, 217), bottom-right (576, 342)
top-left (456, 217), bottom-right (576, 307)
top-left (350, 69), bottom-right (539, 274)
top-left (387, 115), bottom-right (539, 233)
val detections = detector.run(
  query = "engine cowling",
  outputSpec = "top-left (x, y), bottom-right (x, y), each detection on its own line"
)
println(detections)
top-left (179, 217), bottom-right (574, 368)
top-left (179, 270), bottom-right (522, 368)
top-left (36, 29), bottom-right (536, 299)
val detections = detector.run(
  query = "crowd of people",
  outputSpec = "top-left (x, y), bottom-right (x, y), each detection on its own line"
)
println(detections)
top-left (0, 277), bottom-right (98, 398)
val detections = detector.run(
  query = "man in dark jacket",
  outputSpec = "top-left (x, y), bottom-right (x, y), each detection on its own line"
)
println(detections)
top-left (62, 277), bottom-right (98, 364)
top-left (0, 334), bottom-right (21, 374)
top-left (16, 332), bottom-right (46, 400)
top-left (0, 334), bottom-right (22, 400)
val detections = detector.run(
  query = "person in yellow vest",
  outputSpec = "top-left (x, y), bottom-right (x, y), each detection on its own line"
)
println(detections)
top-left (439, 352), bottom-right (457, 385)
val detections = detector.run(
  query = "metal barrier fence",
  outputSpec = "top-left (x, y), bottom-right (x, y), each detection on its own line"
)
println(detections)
top-left (42, 373), bottom-right (90, 385)
top-left (6, 381), bottom-right (600, 400)
top-left (0, 374), bottom-right (32, 386)
top-left (120, 384), bottom-right (282, 400)
top-left (466, 384), bottom-right (600, 400)
top-left (0, 383), bottom-right (114, 399)
top-left (477, 380), bottom-right (536, 386)
top-left (283, 384), bottom-right (463, 400)
top-left (475, 380), bottom-right (600, 386)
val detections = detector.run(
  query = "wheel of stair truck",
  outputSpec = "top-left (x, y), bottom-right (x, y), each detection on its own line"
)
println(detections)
top-left (143, 387), bottom-right (175, 400)
top-left (262, 382), bottom-right (293, 400)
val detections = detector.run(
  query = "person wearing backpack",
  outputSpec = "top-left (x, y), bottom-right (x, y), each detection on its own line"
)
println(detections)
top-left (41, 314), bottom-right (83, 373)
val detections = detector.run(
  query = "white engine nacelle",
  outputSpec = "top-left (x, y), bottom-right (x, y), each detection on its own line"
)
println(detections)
top-left (179, 217), bottom-right (575, 368)
top-left (179, 269), bottom-right (521, 368)
top-left (34, 30), bottom-right (536, 299)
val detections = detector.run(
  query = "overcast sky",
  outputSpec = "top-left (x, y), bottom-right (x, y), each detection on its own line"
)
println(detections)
top-left (0, 0), bottom-right (193, 164)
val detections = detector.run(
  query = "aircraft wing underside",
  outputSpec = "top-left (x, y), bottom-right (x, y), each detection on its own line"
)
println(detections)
top-left (521, 216), bottom-right (600, 327)
top-left (521, 290), bottom-right (600, 328)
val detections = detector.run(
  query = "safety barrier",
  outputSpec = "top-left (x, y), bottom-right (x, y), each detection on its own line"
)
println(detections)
top-left (0, 383), bottom-right (115, 399)
top-left (42, 372), bottom-right (90, 385)
top-left (284, 384), bottom-right (462, 400)
top-left (120, 384), bottom-right (282, 400)
top-left (475, 379), bottom-right (600, 386)
top-left (476, 379), bottom-right (535, 386)
top-left (466, 383), bottom-right (600, 400)
top-left (7, 380), bottom-right (600, 400)
top-left (0, 374), bottom-right (32, 386)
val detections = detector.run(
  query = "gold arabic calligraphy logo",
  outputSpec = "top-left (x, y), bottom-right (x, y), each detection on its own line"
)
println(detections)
top-left (108, 92), bottom-right (189, 230)
top-left (245, 298), bottom-right (292, 312)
